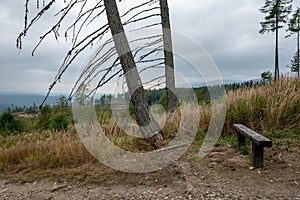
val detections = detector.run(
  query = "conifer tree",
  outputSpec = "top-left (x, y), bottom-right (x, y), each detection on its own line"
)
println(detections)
top-left (259, 0), bottom-right (293, 81)
top-left (286, 8), bottom-right (300, 78)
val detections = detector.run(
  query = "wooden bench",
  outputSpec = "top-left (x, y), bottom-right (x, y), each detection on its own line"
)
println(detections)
top-left (233, 124), bottom-right (272, 168)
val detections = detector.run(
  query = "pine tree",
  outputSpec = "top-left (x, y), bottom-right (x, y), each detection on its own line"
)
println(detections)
top-left (259, 0), bottom-right (293, 81)
top-left (288, 51), bottom-right (300, 76)
top-left (286, 7), bottom-right (300, 78)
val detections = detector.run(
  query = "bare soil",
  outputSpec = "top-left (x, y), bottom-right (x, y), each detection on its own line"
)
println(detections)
top-left (0, 144), bottom-right (299, 200)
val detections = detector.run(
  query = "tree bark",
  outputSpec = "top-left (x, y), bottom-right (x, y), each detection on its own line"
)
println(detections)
top-left (275, 16), bottom-right (279, 82)
top-left (159, 0), bottom-right (177, 113)
top-left (297, 17), bottom-right (299, 79)
top-left (103, 0), bottom-right (163, 148)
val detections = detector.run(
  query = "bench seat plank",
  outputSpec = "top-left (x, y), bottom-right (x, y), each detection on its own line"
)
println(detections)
top-left (233, 124), bottom-right (272, 147)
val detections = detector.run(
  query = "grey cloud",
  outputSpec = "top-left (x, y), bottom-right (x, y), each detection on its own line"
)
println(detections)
top-left (0, 0), bottom-right (298, 94)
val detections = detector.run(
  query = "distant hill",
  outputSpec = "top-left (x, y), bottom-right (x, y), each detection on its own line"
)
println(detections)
top-left (0, 94), bottom-right (60, 111)
top-left (178, 79), bottom-right (261, 88)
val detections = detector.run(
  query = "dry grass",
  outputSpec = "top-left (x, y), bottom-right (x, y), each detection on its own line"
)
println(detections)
top-left (0, 127), bottom-right (94, 174)
top-left (0, 77), bottom-right (299, 178)
top-left (224, 77), bottom-right (300, 134)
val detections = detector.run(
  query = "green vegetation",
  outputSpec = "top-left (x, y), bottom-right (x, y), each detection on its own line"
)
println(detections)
top-left (0, 78), bottom-right (299, 178)
top-left (286, 7), bottom-right (300, 78)
top-left (259, 0), bottom-right (292, 81)
top-left (0, 110), bottom-right (24, 135)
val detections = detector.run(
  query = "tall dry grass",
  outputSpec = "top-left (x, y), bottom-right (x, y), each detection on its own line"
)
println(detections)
top-left (0, 77), bottom-right (299, 174)
top-left (224, 77), bottom-right (300, 134)
top-left (0, 128), bottom-right (94, 173)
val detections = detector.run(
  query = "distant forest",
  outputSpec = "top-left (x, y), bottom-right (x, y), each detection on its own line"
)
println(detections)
top-left (5, 79), bottom-right (261, 114)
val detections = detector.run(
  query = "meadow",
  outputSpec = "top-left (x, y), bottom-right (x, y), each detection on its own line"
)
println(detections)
top-left (0, 77), bottom-right (299, 181)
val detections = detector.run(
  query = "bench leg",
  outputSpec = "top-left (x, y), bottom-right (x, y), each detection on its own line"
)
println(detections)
top-left (252, 143), bottom-right (264, 168)
top-left (237, 133), bottom-right (245, 148)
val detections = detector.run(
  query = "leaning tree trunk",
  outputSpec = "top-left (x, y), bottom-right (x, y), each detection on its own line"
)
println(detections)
top-left (103, 0), bottom-right (163, 148)
top-left (160, 0), bottom-right (177, 113)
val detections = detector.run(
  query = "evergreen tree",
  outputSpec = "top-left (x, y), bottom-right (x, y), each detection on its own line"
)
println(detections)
top-left (261, 71), bottom-right (273, 84)
top-left (286, 7), bottom-right (300, 78)
top-left (259, 0), bottom-right (293, 81)
top-left (288, 51), bottom-right (300, 76)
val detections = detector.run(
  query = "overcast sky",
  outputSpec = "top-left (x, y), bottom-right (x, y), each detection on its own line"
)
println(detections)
top-left (0, 0), bottom-right (298, 94)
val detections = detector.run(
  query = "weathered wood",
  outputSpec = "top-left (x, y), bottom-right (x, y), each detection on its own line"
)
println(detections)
top-left (233, 124), bottom-right (272, 147)
top-left (233, 124), bottom-right (272, 168)
top-left (103, 0), bottom-right (163, 148)
top-left (237, 133), bottom-right (245, 148)
top-left (252, 143), bottom-right (264, 168)
top-left (159, 0), bottom-right (177, 113)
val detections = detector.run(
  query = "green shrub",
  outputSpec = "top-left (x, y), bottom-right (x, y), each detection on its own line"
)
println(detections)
top-left (0, 111), bottom-right (24, 135)
top-left (36, 105), bottom-right (52, 130)
top-left (49, 113), bottom-right (69, 131)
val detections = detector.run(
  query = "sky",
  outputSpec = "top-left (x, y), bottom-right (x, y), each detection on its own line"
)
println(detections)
top-left (0, 0), bottom-right (298, 94)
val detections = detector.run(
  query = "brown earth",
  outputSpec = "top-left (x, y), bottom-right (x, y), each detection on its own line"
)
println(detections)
top-left (0, 144), bottom-right (299, 200)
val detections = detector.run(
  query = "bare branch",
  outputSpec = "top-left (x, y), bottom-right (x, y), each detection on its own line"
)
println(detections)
top-left (124, 14), bottom-right (161, 26)
top-left (124, 7), bottom-right (160, 25)
top-left (136, 58), bottom-right (164, 64)
top-left (30, 0), bottom-right (82, 55)
top-left (129, 22), bottom-right (161, 32)
top-left (138, 46), bottom-right (163, 61)
top-left (121, 0), bottom-right (157, 18)
top-left (138, 62), bottom-right (164, 74)
top-left (17, 0), bottom-right (56, 49)
top-left (19, 0), bottom-right (167, 107)
top-left (143, 75), bottom-right (165, 86)
top-left (85, 68), bottom-right (123, 99)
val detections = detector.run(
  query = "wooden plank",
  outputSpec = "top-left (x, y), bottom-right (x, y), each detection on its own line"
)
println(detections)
top-left (233, 124), bottom-right (272, 147)
top-left (237, 133), bottom-right (245, 148)
top-left (252, 143), bottom-right (264, 168)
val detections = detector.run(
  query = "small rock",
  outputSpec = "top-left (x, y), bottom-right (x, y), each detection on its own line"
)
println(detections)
top-left (63, 185), bottom-right (72, 191)
top-left (293, 181), bottom-right (299, 186)
top-left (209, 162), bottom-right (217, 168)
top-left (0, 189), bottom-right (8, 194)
top-left (51, 184), bottom-right (67, 192)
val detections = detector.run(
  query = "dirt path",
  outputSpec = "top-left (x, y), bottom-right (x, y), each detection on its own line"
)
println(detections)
top-left (1, 145), bottom-right (299, 200)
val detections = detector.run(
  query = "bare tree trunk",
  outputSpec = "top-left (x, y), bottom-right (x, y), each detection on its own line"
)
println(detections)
top-left (297, 20), bottom-right (299, 79)
top-left (159, 0), bottom-right (177, 113)
top-left (275, 16), bottom-right (279, 82)
top-left (103, 0), bottom-right (163, 148)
